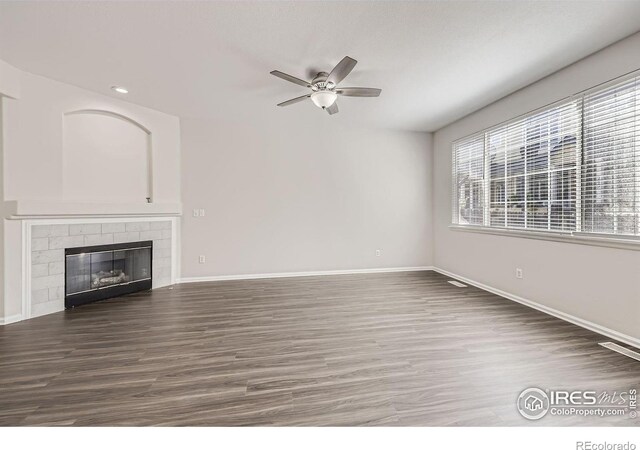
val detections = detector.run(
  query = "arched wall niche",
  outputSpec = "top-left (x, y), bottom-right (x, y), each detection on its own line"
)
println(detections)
top-left (62, 109), bottom-right (153, 203)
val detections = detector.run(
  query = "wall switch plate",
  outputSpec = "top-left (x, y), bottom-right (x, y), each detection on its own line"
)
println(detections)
top-left (375, 249), bottom-right (381, 257)
top-left (516, 268), bottom-right (523, 279)
top-left (199, 209), bottom-right (205, 217)
top-left (199, 255), bottom-right (206, 264)
top-left (193, 209), bottom-right (200, 217)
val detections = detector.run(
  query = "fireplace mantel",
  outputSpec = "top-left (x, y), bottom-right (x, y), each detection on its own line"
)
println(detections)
top-left (3, 200), bottom-right (182, 219)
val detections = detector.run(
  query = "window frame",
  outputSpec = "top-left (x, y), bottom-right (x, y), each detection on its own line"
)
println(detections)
top-left (450, 73), bottom-right (640, 251)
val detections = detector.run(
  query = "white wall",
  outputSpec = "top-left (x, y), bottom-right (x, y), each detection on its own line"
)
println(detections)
top-left (62, 112), bottom-right (150, 203)
top-left (2, 68), bottom-right (180, 206)
top-left (433, 32), bottom-right (640, 340)
top-left (181, 116), bottom-right (432, 279)
top-left (0, 98), bottom-right (4, 320)
top-left (0, 59), bottom-right (17, 321)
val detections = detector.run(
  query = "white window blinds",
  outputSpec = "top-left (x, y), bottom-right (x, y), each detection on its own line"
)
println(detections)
top-left (453, 135), bottom-right (484, 225)
top-left (582, 77), bottom-right (639, 236)
top-left (452, 72), bottom-right (640, 238)
top-left (486, 101), bottom-right (581, 231)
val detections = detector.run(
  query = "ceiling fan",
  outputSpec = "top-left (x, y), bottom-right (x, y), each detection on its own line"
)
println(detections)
top-left (270, 56), bottom-right (381, 115)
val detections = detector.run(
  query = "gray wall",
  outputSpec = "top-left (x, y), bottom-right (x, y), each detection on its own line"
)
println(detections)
top-left (181, 115), bottom-right (433, 278)
top-left (433, 32), bottom-right (640, 339)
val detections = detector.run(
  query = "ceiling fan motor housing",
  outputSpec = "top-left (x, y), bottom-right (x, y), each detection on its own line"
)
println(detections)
top-left (311, 72), bottom-right (335, 92)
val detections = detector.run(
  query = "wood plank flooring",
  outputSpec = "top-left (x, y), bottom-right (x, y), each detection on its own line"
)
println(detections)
top-left (0, 271), bottom-right (638, 426)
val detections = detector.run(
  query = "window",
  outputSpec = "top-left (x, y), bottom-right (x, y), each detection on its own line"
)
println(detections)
top-left (453, 135), bottom-right (484, 225)
top-left (582, 78), bottom-right (639, 236)
top-left (486, 101), bottom-right (580, 231)
top-left (452, 74), bottom-right (640, 239)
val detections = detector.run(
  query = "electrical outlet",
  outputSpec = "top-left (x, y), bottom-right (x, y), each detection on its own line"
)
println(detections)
top-left (516, 268), bottom-right (523, 279)
top-left (375, 249), bottom-right (381, 257)
top-left (193, 209), bottom-right (200, 217)
top-left (199, 255), bottom-right (206, 264)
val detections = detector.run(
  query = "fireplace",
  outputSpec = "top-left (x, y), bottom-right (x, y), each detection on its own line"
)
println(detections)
top-left (65, 241), bottom-right (153, 308)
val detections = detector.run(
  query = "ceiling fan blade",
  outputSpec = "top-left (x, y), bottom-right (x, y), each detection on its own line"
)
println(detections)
top-left (277, 94), bottom-right (310, 107)
top-left (327, 56), bottom-right (357, 85)
top-left (270, 70), bottom-right (311, 88)
top-left (336, 87), bottom-right (381, 97)
top-left (326, 102), bottom-right (339, 115)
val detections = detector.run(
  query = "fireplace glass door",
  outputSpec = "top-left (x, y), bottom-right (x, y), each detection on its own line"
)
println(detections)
top-left (65, 243), bottom-right (152, 297)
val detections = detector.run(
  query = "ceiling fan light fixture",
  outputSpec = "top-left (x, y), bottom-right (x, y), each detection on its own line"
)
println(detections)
top-left (310, 90), bottom-right (337, 109)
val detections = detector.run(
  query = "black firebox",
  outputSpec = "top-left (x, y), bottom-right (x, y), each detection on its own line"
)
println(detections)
top-left (65, 241), bottom-right (152, 308)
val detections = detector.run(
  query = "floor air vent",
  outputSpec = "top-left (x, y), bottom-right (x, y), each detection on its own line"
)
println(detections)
top-left (447, 280), bottom-right (467, 288)
top-left (599, 342), bottom-right (640, 362)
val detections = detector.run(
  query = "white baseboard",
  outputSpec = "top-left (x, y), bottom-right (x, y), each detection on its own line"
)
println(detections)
top-left (431, 266), bottom-right (640, 350)
top-left (178, 266), bottom-right (435, 284)
top-left (0, 314), bottom-right (23, 325)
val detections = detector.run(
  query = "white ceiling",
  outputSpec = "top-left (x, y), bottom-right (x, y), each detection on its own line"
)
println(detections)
top-left (2, 1), bottom-right (640, 132)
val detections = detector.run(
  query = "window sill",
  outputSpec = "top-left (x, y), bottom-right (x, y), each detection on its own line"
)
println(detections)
top-left (448, 224), bottom-right (640, 251)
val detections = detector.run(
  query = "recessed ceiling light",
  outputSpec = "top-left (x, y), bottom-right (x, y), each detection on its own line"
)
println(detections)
top-left (111, 86), bottom-right (128, 94)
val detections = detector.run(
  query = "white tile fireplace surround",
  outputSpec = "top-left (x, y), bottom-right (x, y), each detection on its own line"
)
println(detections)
top-left (9, 217), bottom-right (178, 323)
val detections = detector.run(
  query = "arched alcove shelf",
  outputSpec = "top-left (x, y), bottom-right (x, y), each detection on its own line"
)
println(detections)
top-left (62, 109), bottom-right (154, 204)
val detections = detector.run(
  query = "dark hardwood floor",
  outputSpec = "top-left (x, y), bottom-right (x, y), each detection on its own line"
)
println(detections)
top-left (0, 271), bottom-right (638, 426)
